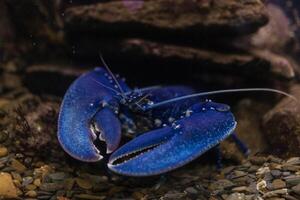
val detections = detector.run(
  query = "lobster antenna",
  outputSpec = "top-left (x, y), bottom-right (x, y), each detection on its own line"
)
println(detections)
top-left (124, 85), bottom-right (162, 96)
top-left (144, 88), bottom-right (297, 110)
top-left (90, 78), bottom-right (120, 95)
top-left (99, 53), bottom-right (127, 99)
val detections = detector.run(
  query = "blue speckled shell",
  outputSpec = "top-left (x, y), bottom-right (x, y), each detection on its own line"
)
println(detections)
top-left (58, 67), bottom-right (129, 161)
top-left (108, 105), bottom-right (236, 176)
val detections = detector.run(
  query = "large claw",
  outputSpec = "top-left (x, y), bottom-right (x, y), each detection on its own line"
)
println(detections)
top-left (108, 102), bottom-right (236, 176)
top-left (58, 68), bottom-right (124, 162)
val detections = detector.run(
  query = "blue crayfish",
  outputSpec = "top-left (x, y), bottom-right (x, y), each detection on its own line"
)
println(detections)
top-left (58, 63), bottom-right (294, 176)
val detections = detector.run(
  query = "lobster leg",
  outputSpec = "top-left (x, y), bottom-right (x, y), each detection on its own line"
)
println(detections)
top-left (108, 101), bottom-right (236, 176)
top-left (214, 145), bottom-right (223, 170)
top-left (231, 132), bottom-right (250, 156)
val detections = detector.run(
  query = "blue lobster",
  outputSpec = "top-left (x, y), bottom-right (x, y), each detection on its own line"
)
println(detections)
top-left (58, 66), bottom-right (294, 176)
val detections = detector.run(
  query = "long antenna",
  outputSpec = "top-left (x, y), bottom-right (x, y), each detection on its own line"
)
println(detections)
top-left (99, 53), bottom-right (127, 99)
top-left (144, 88), bottom-right (297, 110)
top-left (124, 85), bottom-right (162, 96)
top-left (91, 78), bottom-right (120, 95)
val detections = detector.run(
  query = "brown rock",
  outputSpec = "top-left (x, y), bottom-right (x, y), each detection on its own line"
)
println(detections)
top-left (0, 147), bottom-right (8, 157)
top-left (10, 159), bottom-right (26, 173)
top-left (75, 178), bottom-right (93, 190)
top-left (292, 183), bottom-right (300, 195)
top-left (25, 190), bottom-right (37, 198)
top-left (33, 178), bottom-right (41, 187)
top-left (65, 0), bottom-right (268, 37)
top-left (0, 172), bottom-right (18, 199)
top-left (262, 84), bottom-right (300, 156)
top-left (272, 179), bottom-right (286, 190)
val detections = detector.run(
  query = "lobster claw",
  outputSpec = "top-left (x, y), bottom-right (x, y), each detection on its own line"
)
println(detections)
top-left (93, 107), bottom-right (121, 154)
top-left (108, 102), bottom-right (236, 176)
top-left (58, 68), bottom-right (123, 162)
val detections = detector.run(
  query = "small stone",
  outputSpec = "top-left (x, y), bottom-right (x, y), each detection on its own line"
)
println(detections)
top-left (40, 183), bottom-right (64, 192)
top-left (0, 147), bottom-right (8, 157)
top-left (0, 172), bottom-right (18, 198)
top-left (272, 179), bottom-right (286, 190)
top-left (292, 183), bottom-right (300, 195)
top-left (249, 156), bottom-right (267, 165)
top-left (33, 178), bottom-right (41, 187)
top-left (25, 190), bottom-right (37, 198)
top-left (74, 194), bottom-right (105, 200)
top-left (232, 170), bottom-right (247, 179)
top-left (226, 193), bottom-right (245, 200)
top-left (263, 189), bottom-right (288, 198)
top-left (11, 172), bottom-right (22, 182)
top-left (284, 175), bottom-right (300, 186)
top-left (256, 167), bottom-right (270, 177)
top-left (22, 176), bottom-right (33, 186)
top-left (286, 157), bottom-right (300, 165)
top-left (282, 164), bottom-right (300, 172)
top-left (222, 166), bottom-right (235, 175)
top-left (64, 178), bottom-right (75, 190)
top-left (132, 191), bottom-right (145, 199)
top-left (75, 178), bottom-right (93, 190)
top-left (282, 172), bottom-right (291, 176)
top-left (209, 179), bottom-right (235, 190)
top-left (268, 155), bottom-right (283, 164)
top-left (0, 131), bottom-right (8, 143)
top-left (271, 170), bottom-right (282, 178)
top-left (13, 179), bottom-right (21, 188)
top-left (26, 184), bottom-right (37, 191)
top-left (283, 194), bottom-right (299, 200)
top-left (48, 172), bottom-right (68, 181)
top-left (185, 187), bottom-right (198, 194)
top-left (11, 159), bottom-right (26, 173)
top-left (232, 186), bottom-right (249, 193)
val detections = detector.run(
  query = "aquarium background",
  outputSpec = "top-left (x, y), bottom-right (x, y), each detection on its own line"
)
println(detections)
top-left (0, 0), bottom-right (300, 199)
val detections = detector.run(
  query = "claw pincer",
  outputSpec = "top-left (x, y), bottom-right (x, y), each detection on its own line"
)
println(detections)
top-left (108, 102), bottom-right (236, 176)
top-left (58, 68), bottom-right (128, 161)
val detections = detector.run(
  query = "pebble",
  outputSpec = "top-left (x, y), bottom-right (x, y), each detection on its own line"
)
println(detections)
top-left (282, 164), bottom-right (300, 172)
top-left (26, 184), bottom-right (37, 190)
top-left (232, 186), bottom-right (249, 193)
top-left (284, 175), bottom-right (300, 186)
top-left (64, 178), bottom-right (75, 190)
top-left (22, 176), bottom-right (34, 186)
top-left (40, 183), bottom-right (64, 192)
top-left (0, 172), bottom-right (18, 198)
top-left (25, 190), bottom-right (37, 198)
top-left (271, 179), bottom-right (286, 190)
top-left (225, 193), bottom-right (245, 200)
top-left (286, 157), bottom-right (300, 165)
top-left (271, 170), bottom-right (282, 178)
top-left (75, 178), bottom-right (93, 190)
top-left (11, 159), bottom-right (27, 173)
top-left (34, 178), bottom-right (41, 187)
top-left (0, 131), bottom-right (8, 143)
top-left (11, 171), bottom-right (22, 182)
top-left (0, 147), bottom-right (8, 157)
top-left (74, 194), bottom-right (106, 199)
top-left (48, 172), bottom-right (68, 181)
top-left (250, 156), bottom-right (267, 165)
top-left (263, 188), bottom-right (288, 198)
top-left (185, 187), bottom-right (198, 194)
top-left (210, 179), bottom-right (235, 190)
top-left (291, 183), bottom-right (300, 195)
